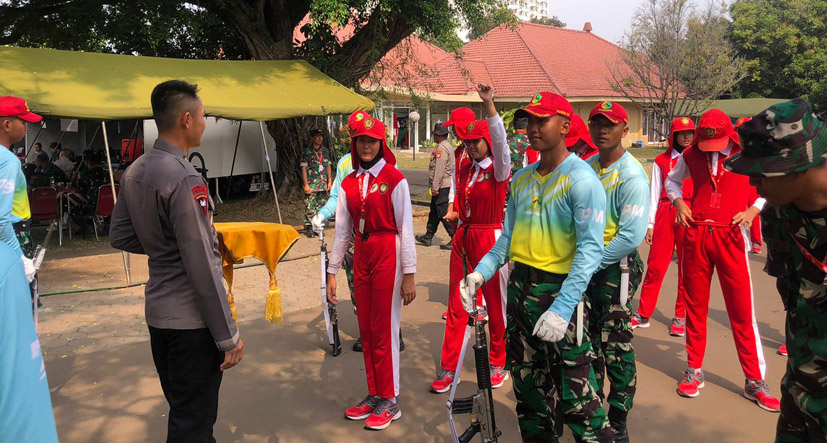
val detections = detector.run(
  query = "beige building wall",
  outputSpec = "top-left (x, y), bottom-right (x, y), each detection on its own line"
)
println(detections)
top-left (570, 99), bottom-right (647, 147)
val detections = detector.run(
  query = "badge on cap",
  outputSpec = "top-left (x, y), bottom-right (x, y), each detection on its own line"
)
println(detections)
top-left (682, 118), bottom-right (690, 125)
top-left (364, 119), bottom-right (374, 129)
top-left (601, 101), bottom-right (613, 111)
top-left (467, 122), bottom-right (475, 132)
top-left (355, 112), bottom-right (364, 121)
top-left (705, 128), bottom-right (717, 138)
top-left (529, 93), bottom-right (542, 106)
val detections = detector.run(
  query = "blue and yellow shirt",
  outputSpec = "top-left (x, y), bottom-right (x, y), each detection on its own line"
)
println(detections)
top-left (587, 151), bottom-right (650, 269)
top-left (476, 153), bottom-right (606, 321)
top-left (319, 153), bottom-right (353, 221)
top-left (0, 145), bottom-right (30, 256)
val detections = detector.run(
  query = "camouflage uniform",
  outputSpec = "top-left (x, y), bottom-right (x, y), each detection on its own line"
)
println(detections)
top-left (586, 251), bottom-right (643, 413)
top-left (300, 145), bottom-right (330, 229)
top-left (16, 229), bottom-right (32, 258)
top-left (724, 99), bottom-right (827, 443)
top-left (507, 131), bottom-right (530, 205)
top-left (507, 263), bottom-right (613, 443)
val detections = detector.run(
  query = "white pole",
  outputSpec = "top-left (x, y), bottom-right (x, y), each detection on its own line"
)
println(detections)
top-left (101, 121), bottom-right (131, 284)
top-left (259, 121), bottom-right (282, 224)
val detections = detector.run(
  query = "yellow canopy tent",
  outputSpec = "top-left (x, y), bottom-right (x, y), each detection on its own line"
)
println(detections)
top-left (0, 46), bottom-right (374, 120)
top-left (0, 46), bottom-right (373, 282)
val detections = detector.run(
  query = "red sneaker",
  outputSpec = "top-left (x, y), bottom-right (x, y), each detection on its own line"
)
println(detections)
top-left (677, 368), bottom-right (704, 398)
top-left (364, 399), bottom-right (401, 430)
top-left (442, 311), bottom-right (448, 320)
top-left (345, 395), bottom-right (380, 420)
top-left (491, 366), bottom-right (509, 389)
top-left (777, 345), bottom-right (788, 356)
top-left (669, 318), bottom-right (686, 337)
top-left (430, 369), bottom-right (455, 393)
top-left (631, 313), bottom-right (650, 329)
top-left (744, 380), bottom-right (781, 412)
top-left (751, 243), bottom-right (762, 254)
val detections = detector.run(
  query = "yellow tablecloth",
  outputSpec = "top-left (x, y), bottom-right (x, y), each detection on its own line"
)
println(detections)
top-left (215, 222), bottom-right (300, 323)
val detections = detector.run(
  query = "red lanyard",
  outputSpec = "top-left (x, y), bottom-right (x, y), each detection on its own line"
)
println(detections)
top-left (787, 223), bottom-right (827, 273)
top-left (706, 153), bottom-right (725, 191)
top-left (314, 149), bottom-right (324, 166)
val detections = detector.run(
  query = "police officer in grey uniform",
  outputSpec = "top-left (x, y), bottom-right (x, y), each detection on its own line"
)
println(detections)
top-left (416, 122), bottom-right (455, 249)
top-left (110, 80), bottom-right (243, 443)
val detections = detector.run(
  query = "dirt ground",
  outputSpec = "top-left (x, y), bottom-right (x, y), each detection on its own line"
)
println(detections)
top-left (36, 215), bottom-right (786, 443)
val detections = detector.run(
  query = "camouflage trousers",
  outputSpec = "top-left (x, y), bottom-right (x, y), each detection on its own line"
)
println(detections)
top-left (506, 262), bottom-right (613, 443)
top-left (775, 308), bottom-right (827, 442)
top-left (304, 191), bottom-right (329, 227)
top-left (586, 251), bottom-right (643, 414)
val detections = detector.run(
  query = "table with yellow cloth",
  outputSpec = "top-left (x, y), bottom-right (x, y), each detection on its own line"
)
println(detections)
top-left (214, 222), bottom-right (300, 323)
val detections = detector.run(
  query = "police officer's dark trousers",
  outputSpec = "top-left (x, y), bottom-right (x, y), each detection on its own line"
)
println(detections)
top-left (424, 187), bottom-right (454, 239)
top-left (149, 327), bottom-right (224, 443)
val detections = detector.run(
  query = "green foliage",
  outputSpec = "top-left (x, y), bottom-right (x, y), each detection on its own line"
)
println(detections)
top-left (729, 0), bottom-right (827, 111)
top-left (466, 5), bottom-right (519, 40)
top-left (529, 16), bottom-right (566, 27)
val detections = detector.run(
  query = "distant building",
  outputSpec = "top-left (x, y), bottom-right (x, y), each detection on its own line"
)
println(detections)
top-left (508, 0), bottom-right (551, 21)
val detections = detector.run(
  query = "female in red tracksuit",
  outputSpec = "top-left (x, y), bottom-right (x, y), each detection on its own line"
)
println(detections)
top-left (565, 114), bottom-right (598, 160)
top-left (633, 117), bottom-right (694, 336)
top-left (430, 85), bottom-right (511, 394)
top-left (665, 109), bottom-right (779, 412)
top-left (327, 116), bottom-right (417, 431)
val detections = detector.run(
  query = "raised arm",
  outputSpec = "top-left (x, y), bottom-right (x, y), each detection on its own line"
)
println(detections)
top-left (478, 84), bottom-right (510, 182)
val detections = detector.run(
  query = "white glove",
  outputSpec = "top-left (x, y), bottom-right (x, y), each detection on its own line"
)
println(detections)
top-left (21, 255), bottom-right (36, 283)
top-left (311, 213), bottom-right (326, 234)
top-left (459, 271), bottom-right (485, 313)
top-left (532, 310), bottom-right (569, 343)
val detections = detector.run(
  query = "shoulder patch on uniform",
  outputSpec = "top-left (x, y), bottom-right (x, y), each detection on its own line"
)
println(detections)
top-left (192, 185), bottom-right (209, 216)
top-left (379, 183), bottom-right (389, 194)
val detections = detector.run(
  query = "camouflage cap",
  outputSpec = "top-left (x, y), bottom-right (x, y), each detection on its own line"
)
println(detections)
top-left (724, 98), bottom-right (827, 177)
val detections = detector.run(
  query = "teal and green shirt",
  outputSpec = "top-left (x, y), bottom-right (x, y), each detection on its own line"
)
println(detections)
top-left (319, 153), bottom-right (353, 221)
top-left (587, 151), bottom-right (650, 269)
top-left (0, 145), bottom-right (30, 256)
top-left (476, 153), bottom-right (606, 321)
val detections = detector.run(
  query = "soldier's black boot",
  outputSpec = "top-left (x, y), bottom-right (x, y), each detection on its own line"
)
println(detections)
top-left (399, 331), bottom-right (405, 351)
top-left (609, 408), bottom-right (630, 443)
top-left (415, 234), bottom-right (433, 246)
top-left (352, 337), bottom-right (362, 352)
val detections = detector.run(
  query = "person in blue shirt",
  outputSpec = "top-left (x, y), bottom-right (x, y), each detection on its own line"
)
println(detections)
top-left (463, 92), bottom-right (612, 442)
top-left (0, 241), bottom-right (59, 443)
top-left (584, 101), bottom-right (650, 443)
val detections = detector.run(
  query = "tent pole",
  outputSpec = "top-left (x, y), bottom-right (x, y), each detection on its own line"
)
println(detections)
top-left (101, 121), bottom-right (132, 284)
top-left (226, 121), bottom-right (243, 201)
top-left (259, 121), bottom-right (282, 224)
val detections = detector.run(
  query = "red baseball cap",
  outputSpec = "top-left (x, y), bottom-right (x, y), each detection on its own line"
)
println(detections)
top-left (348, 110), bottom-right (371, 133)
top-left (565, 115), bottom-right (595, 149)
top-left (457, 120), bottom-right (492, 152)
top-left (444, 107), bottom-right (476, 127)
top-left (0, 96), bottom-right (42, 123)
top-left (735, 117), bottom-right (752, 128)
top-left (350, 116), bottom-right (396, 168)
top-left (515, 92), bottom-right (573, 120)
top-left (695, 108), bottom-right (738, 152)
top-left (589, 101), bottom-right (628, 125)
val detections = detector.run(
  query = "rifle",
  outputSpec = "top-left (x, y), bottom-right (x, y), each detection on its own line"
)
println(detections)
top-left (447, 249), bottom-right (500, 443)
top-left (319, 230), bottom-right (342, 356)
top-left (30, 219), bottom-right (57, 330)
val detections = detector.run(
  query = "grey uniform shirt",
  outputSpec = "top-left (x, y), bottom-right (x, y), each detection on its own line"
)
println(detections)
top-left (109, 139), bottom-right (239, 351)
top-left (428, 140), bottom-right (455, 193)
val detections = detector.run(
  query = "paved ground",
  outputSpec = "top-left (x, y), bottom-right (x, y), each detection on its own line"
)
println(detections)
top-left (36, 215), bottom-right (787, 442)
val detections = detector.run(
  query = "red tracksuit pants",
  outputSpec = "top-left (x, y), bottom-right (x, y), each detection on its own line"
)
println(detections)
top-left (637, 201), bottom-right (687, 319)
top-left (440, 224), bottom-right (509, 372)
top-left (682, 223), bottom-right (766, 380)
top-left (353, 232), bottom-right (402, 398)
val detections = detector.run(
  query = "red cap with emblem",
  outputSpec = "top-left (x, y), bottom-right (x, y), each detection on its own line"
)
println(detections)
top-left (589, 100), bottom-right (628, 125)
top-left (515, 92), bottom-right (573, 120)
top-left (456, 119), bottom-right (492, 153)
top-left (565, 115), bottom-right (595, 150)
top-left (735, 117), bottom-right (752, 128)
top-left (0, 96), bottom-right (42, 123)
top-left (348, 110), bottom-right (371, 134)
top-left (695, 108), bottom-right (738, 152)
top-left (444, 107), bottom-right (476, 127)
top-left (350, 115), bottom-right (396, 168)
top-left (668, 117), bottom-right (695, 151)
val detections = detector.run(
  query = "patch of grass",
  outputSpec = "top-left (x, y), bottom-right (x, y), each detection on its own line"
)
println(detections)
top-left (391, 148), bottom-right (431, 169)
top-left (628, 146), bottom-right (667, 161)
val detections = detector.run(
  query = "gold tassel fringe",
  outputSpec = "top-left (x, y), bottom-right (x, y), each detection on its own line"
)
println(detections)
top-left (265, 286), bottom-right (283, 323)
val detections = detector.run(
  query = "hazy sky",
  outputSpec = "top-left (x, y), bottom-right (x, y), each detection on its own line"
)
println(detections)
top-left (549, 0), bottom-right (733, 44)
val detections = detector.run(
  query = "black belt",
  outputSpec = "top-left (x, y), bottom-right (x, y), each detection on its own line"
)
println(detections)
top-left (13, 220), bottom-right (31, 231)
top-left (511, 262), bottom-right (566, 284)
